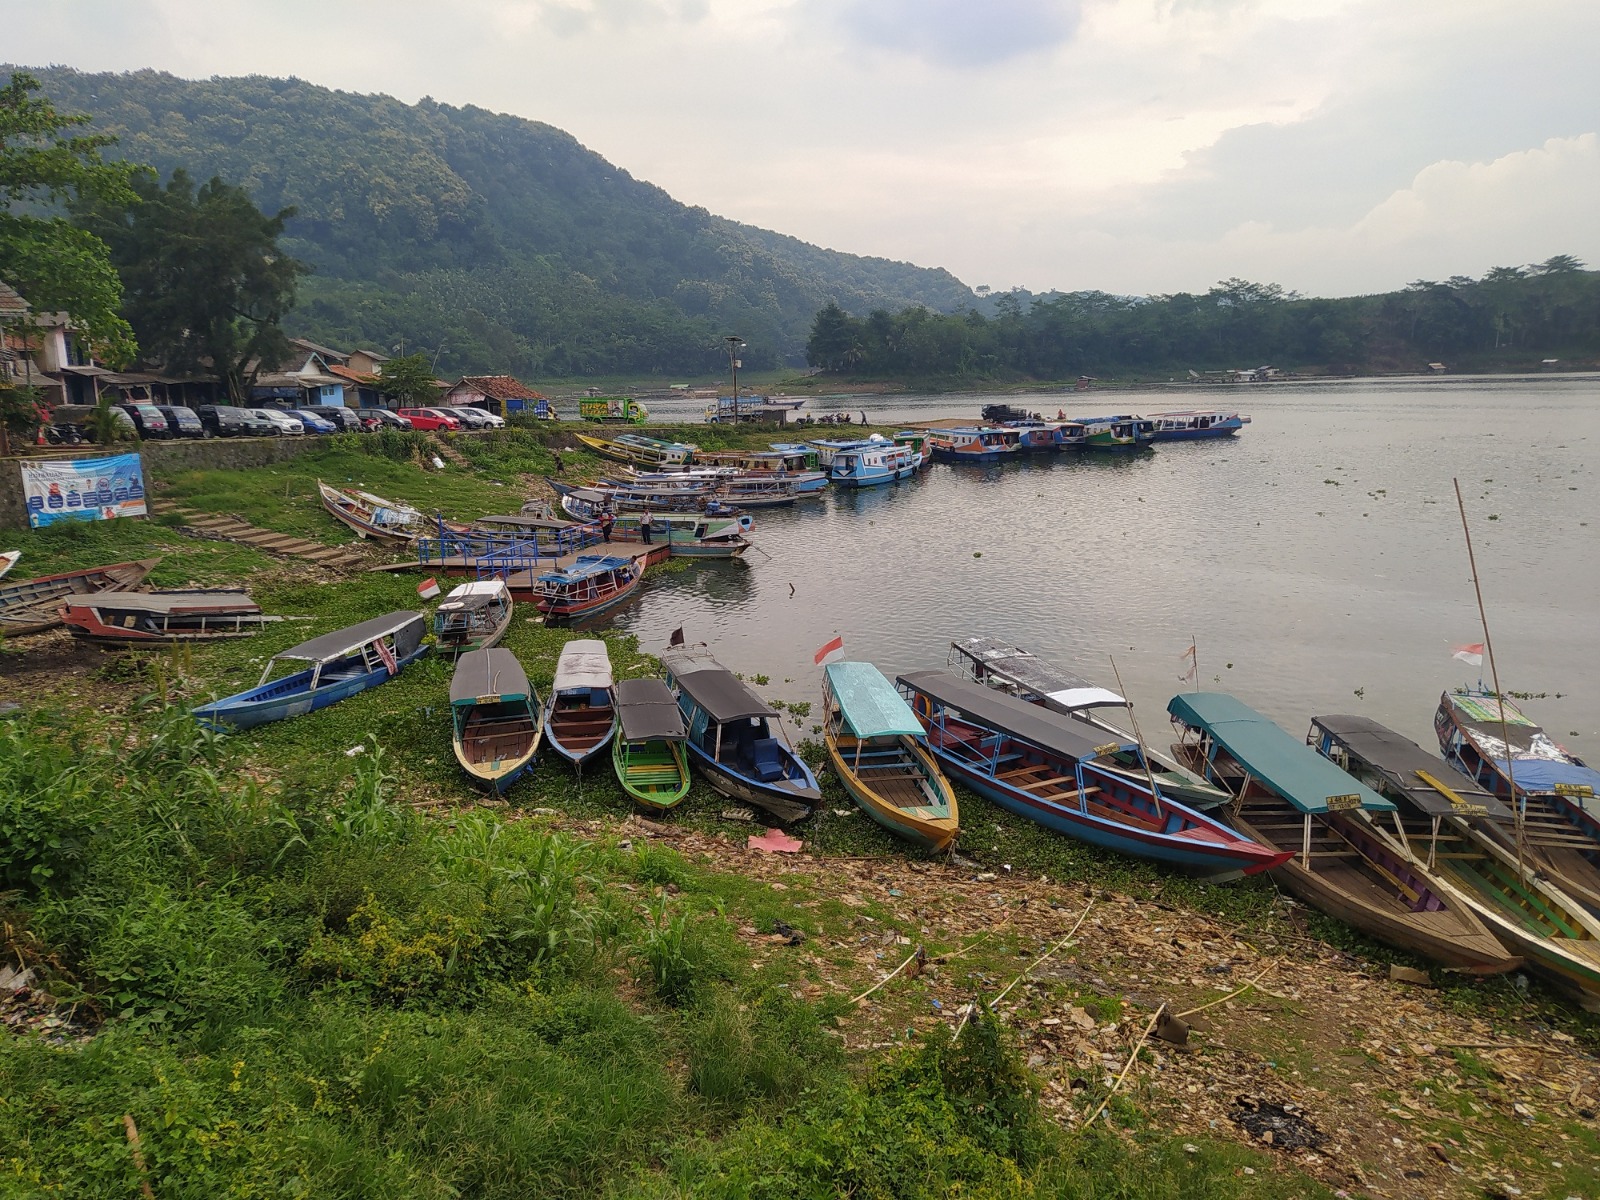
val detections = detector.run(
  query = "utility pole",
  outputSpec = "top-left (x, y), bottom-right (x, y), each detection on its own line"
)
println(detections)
top-left (724, 334), bottom-right (744, 412)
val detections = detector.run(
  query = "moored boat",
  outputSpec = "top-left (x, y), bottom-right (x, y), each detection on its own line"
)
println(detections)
top-left (317, 480), bottom-right (425, 544)
top-left (533, 555), bottom-right (644, 622)
top-left (891, 431), bottom-right (934, 469)
top-left (0, 558), bottom-right (158, 637)
top-left (543, 638), bottom-right (618, 770)
top-left (1073, 415), bottom-right (1154, 452)
top-left (193, 611), bottom-right (429, 732)
top-left (828, 439), bottom-right (918, 487)
top-left (661, 644), bottom-right (821, 822)
top-left (1148, 410), bottom-right (1249, 441)
top-left (899, 671), bottom-right (1288, 877)
top-left (450, 648), bottom-right (541, 794)
top-left (612, 676), bottom-right (692, 810)
top-left (927, 427), bottom-right (1023, 463)
top-left (432, 579), bottom-right (514, 657)
top-left (62, 590), bottom-right (277, 646)
top-left (1168, 692), bottom-right (1519, 973)
top-left (575, 432), bottom-right (695, 468)
top-left (823, 661), bottom-right (958, 852)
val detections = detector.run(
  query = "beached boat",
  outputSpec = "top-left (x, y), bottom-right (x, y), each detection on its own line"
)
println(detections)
top-left (661, 644), bottom-right (821, 822)
top-left (62, 590), bottom-right (278, 646)
top-left (1149, 410), bottom-right (1250, 441)
top-left (317, 480), bottom-right (425, 544)
top-left (828, 439), bottom-right (919, 487)
top-left (193, 611), bottom-right (428, 732)
top-left (542, 638), bottom-right (617, 771)
top-left (612, 676), bottom-right (692, 810)
top-left (0, 551), bottom-right (17, 581)
top-left (948, 637), bottom-right (1230, 810)
top-left (900, 671), bottom-right (1288, 877)
top-left (1435, 689), bottom-right (1600, 911)
top-left (927, 427), bottom-right (1023, 463)
top-left (0, 558), bottom-right (157, 637)
top-left (823, 662), bottom-right (958, 852)
top-left (533, 555), bottom-right (644, 622)
top-left (1073, 415), bottom-right (1155, 452)
top-left (450, 648), bottom-right (541, 794)
top-left (1311, 713), bottom-right (1600, 1008)
top-left (575, 432), bottom-right (695, 468)
top-left (432, 579), bottom-right (513, 657)
top-left (1167, 692), bottom-right (1518, 973)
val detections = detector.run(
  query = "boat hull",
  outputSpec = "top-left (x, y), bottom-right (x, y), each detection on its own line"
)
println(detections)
top-left (0, 558), bottom-right (158, 636)
top-left (614, 738), bottom-right (692, 810)
top-left (826, 735), bottom-right (958, 852)
top-left (194, 647), bottom-right (429, 731)
top-left (683, 743), bottom-right (817, 822)
top-left (1150, 426), bottom-right (1242, 441)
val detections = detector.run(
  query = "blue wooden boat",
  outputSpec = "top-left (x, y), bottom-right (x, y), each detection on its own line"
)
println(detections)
top-left (897, 671), bottom-right (1289, 878)
top-left (1148, 410), bottom-right (1249, 441)
top-left (828, 439), bottom-right (918, 488)
top-left (927, 427), bottom-right (1023, 463)
top-left (1169, 692), bottom-right (1518, 973)
top-left (662, 644), bottom-right (820, 822)
top-left (805, 437), bottom-right (873, 467)
top-left (542, 638), bottom-right (617, 770)
top-left (451, 648), bottom-right (541, 794)
top-left (193, 611), bottom-right (429, 731)
top-left (1000, 421), bottom-right (1065, 452)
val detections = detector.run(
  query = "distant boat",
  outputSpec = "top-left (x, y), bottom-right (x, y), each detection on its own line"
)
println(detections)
top-left (317, 480), bottom-right (425, 544)
top-left (1168, 691), bottom-right (1519, 973)
top-left (891, 431), bottom-right (935, 469)
top-left (662, 644), bottom-right (821, 822)
top-left (0, 558), bottom-right (158, 637)
top-left (1148, 410), bottom-right (1249, 441)
top-left (194, 611), bottom-right (429, 731)
top-left (927, 427), bottom-right (1023, 463)
top-left (533, 554), bottom-right (644, 622)
top-left (432, 579), bottom-right (514, 657)
top-left (823, 661), bottom-right (959, 852)
top-left (62, 590), bottom-right (278, 646)
top-left (1073, 415), bottom-right (1155, 452)
top-left (575, 432), bottom-right (695, 468)
top-left (543, 638), bottom-right (618, 771)
top-left (612, 676), bottom-right (692, 810)
top-left (828, 439), bottom-right (919, 488)
top-left (0, 551), bottom-right (18, 581)
top-left (698, 446), bottom-right (826, 492)
top-left (450, 648), bottom-right (541, 794)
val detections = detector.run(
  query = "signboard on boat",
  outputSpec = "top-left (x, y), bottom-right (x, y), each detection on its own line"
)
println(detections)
top-left (1324, 793), bottom-right (1362, 811)
top-left (20, 453), bottom-right (147, 528)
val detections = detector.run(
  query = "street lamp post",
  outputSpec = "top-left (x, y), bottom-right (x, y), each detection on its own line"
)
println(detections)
top-left (724, 334), bottom-right (744, 415)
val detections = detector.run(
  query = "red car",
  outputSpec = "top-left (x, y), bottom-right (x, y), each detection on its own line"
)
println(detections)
top-left (396, 408), bottom-right (461, 431)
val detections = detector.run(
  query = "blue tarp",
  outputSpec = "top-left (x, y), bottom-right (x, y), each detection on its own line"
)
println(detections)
top-left (1492, 759), bottom-right (1600, 796)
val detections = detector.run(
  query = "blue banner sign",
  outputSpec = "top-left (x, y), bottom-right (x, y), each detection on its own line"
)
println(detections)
top-left (21, 453), bottom-right (148, 528)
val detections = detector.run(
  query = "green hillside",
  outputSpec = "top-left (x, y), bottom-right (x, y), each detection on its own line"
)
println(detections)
top-left (16, 66), bottom-right (975, 376)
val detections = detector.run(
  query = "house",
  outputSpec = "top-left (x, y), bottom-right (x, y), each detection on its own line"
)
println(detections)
top-left (251, 343), bottom-right (347, 408)
top-left (328, 363), bottom-right (384, 408)
top-left (346, 348), bottom-right (389, 377)
top-left (0, 280), bottom-right (118, 407)
top-left (442, 374), bottom-right (547, 416)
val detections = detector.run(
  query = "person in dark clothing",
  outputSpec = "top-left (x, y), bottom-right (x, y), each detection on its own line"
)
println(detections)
top-left (552, 450), bottom-right (565, 474)
top-left (640, 510), bottom-right (654, 545)
top-left (600, 511), bottom-right (615, 542)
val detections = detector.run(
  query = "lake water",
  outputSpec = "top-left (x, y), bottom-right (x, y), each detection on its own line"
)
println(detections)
top-left (608, 376), bottom-right (1600, 754)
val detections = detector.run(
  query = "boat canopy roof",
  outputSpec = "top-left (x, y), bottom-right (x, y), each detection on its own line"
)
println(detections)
top-left (1444, 693), bottom-right (1600, 794)
top-left (1167, 692), bottom-right (1394, 813)
top-left (553, 638), bottom-right (614, 691)
top-left (273, 611), bottom-right (423, 666)
top-left (537, 555), bottom-right (634, 585)
top-left (1311, 714), bottom-right (1512, 821)
top-left (662, 646), bottom-right (776, 722)
top-left (69, 590), bottom-right (257, 614)
top-left (439, 580), bottom-right (509, 611)
top-left (896, 669), bottom-right (1120, 762)
top-left (615, 677), bottom-right (687, 741)
top-left (825, 662), bottom-right (926, 739)
top-left (950, 637), bottom-right (1126, 712)
top-left (450, 648), bottom-right (531, 706)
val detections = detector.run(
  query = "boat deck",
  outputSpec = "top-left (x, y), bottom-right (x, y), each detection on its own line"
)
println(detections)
top-left (394, 543), bottom-right (671, 592)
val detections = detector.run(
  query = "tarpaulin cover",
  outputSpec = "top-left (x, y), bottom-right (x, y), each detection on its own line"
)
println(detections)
top-left (615, 677), bottom-right (687, 741)
top-left (896, 669), bottom-right (1119, 763)
top-left (274, 611), bottom-right (424, 665)
top-left (825, 661), bottom-right (925, 739)
top-left (1311, 713), bottom-right (1511, 821)
top-left (449, 648), bottom-right (530, 705)
top-left (661, 646), bottom-right (776, 723)
top-left (553, 639), bottom-right (614, 692)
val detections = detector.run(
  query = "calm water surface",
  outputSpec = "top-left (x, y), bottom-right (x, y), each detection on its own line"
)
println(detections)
top-left (607, 377), bottom-right (1600, 752)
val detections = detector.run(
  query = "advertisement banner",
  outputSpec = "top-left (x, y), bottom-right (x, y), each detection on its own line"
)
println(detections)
top-left (20, 453), bottom-right (148, 528)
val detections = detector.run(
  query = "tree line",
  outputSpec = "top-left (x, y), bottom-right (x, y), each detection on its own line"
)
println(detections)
top-left (806, 263), bottom-right (1600, 380)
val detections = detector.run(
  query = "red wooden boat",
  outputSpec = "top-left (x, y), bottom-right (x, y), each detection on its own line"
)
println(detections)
top-left (532, 555), bottom-right (643, 621)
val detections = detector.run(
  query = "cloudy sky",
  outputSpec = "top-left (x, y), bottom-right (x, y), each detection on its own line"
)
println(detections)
top-left (10, 0), bottom-right (1599, 297)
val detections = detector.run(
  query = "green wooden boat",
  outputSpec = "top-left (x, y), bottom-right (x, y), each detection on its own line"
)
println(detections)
top-left (612, 677), bottom-right (691, 810)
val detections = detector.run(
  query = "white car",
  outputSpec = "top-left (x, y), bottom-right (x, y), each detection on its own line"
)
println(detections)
top-left (252, 408), bottom-right (305, 435)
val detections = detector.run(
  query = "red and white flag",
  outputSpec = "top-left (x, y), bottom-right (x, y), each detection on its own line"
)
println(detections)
top-left (1451, 642), bottom-right (1484, 667)
top-left (814, 634), bottom-right (844, 665)
top-left (418, 577), bottom-right (441, 600)
top-left (375, 636), bottom-right (399, 676)
top-left (1178, 643), bottom-right (1197, 683)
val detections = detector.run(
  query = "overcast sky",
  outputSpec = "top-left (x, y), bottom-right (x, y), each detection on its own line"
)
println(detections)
top-left (11, 0), bottom-right (1599, 298)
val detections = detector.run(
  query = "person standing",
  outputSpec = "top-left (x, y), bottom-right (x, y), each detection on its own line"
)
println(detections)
top-left (640, 509), bottom-right (654, 545)
top-left (600, 510), bottom-right (615, 542)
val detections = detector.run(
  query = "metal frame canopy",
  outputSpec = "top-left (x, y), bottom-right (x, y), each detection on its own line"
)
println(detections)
top-left (271, 611), bottom-right (423, 666)
top-left (1167, 692), bottom-right (1394, 814)
top-left (615, 677), bottom-right (687, 741)
top-left (825, 661), bottom-right (925, 739)
top-left (950, 636), bottom-right (1126, 712)
top-left (553, 639), bottom-right (614, 691)
top-left (662, 646), bottom-right (776, 723)
top-left (1311, 713), bottom-right (1512, 821)
top-left (438, 580), bottom-right (508, 613)
top-left (450, 647), bottom-right (530, 706)
top-left (895, 669), bottom-right (1121, 762)
top-left (537, 555), bottom-right (634, 586)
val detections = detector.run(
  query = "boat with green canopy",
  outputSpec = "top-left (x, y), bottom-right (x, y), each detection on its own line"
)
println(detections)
top-left (612, 676), bottom-right (691, 810)
top-left (823, 661), bottom-right (958, 852)
top-left (1169, 692), bottom-right (1519, 974)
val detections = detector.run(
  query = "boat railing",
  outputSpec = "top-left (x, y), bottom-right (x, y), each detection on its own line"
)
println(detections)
top-left (475, 541), bottom-right (573, 580)
top-left (418, 516), bottom-right (603, 566)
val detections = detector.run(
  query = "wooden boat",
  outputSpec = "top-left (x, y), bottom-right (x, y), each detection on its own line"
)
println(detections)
top-left (543, 638), bottom-right (617, 770)
top-left (432, 580), bottom-right (513, 657)
top-left (948, 637), bottom-right (1230, 810)
top-left (0, 558), bottom-right (157, 637)
top-left (450, 648), bottom-right (541, 793)
top-left (0, 551), bottom-right (18, 581)
top-left (193, 611), bottom-right (428, 731)
top-left (696, 447), bottom-right (828, 492)
top-left (661, 644), bottom-right (821, 822)
top-left (828, 440), bottom-right (918, 487)
top-left (552, 484), bottom-right (754, 540)
top-left (61, 590), bottom-right (278, 646)
top-left (823, 662), bottom-right (958, 852)
top-left (1312, 714), bottom-right (1600, 1009)
top-left (317, 480), bottom-right (425, 544)
top-left (574, 432), bottom-right (695, 468)
top-left (900, 671), bottom-right (1287, 877)
top-left (999, 421), bottom-right (1065, 452)
top-left (804, 437), bottom-right (872, 467)
top-left (1074, 415), bottom-right (1155, 452)
top-left (891, 431), bottom-right (935, 469)
top-left (1149, 410), bottom-right (1250, 441)
top-left (549, 478), bottom-right (743, 518)
top-left (612, 676), bottom-right (691, 810)
top-left (1436, 689), bottom-right (1600, 912)
top-left (533, 555), bottom-right (644, 622)
top-left (1167, 692), bottom-right (1519, 973)
top-left (927, 427), bottom-right (1023, 463)
top-left (668, 535), bottom-right (750, 559)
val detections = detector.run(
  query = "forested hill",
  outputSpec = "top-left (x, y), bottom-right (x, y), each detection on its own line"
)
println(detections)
top-left (18, 66), bottom-right (975, 376)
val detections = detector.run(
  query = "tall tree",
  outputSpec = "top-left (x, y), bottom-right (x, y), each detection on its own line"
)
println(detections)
top-left (0, 71), bottom-right (137, 363)
top-left (80, 169), bottom-right (307, 402)
top-left (377, 353), bottom-right (442, 406)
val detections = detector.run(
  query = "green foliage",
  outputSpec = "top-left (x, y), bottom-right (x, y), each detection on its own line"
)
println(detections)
top-left (377, 352), bottom-right (442, 405)
top-left (86, 393), bottom-right (131, 444)
top-left (0, 382), bottom-right (47, 453)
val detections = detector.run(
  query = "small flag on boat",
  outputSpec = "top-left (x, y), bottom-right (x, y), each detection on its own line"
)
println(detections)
top-left (374, 636), bottom-right (399, 676)
top-left (1178, 643), bottom-right (1197, 683)
top-left (418, 577), bottom-right (441, 600)
top-left (669, 625), bottom-right (686, 647)
top-left (814, 634), bottom-right (844, 665)
top-left (1452, 642), bottom-right (1484, 667)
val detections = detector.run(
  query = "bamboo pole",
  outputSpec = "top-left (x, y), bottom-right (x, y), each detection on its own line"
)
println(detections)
top-left (1109, 655), bottom-right (1164, 819)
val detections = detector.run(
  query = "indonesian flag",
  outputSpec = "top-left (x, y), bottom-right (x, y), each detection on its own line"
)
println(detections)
top-left (375, 636), bottom-right (399, 676)
top-left (1451, 643), bottom-right (1484, 667)
top-left (418, 577), bottom-right (441, 600)
top-left (814, 634), bottom-right (844, 665)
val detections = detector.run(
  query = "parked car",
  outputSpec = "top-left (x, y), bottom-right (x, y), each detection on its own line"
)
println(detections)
top-left (156, 405), bottom-right (207, 438)
top-left (361, 408), bottom-right (414, 431)
top-left (50, 404), bottom-right (138, 443)
top-left (396, 408), bottom-right (460, 431)
top-left (196, 405), bottom-right (268, 437)
top-left (114, 403), bottom-right (172, 439)
top-left (439, 406), bottom-right (494, 430)
top-left (301, 405), bottom-right (366, 432)
top-left (250, 409), bottom-right (305, 435)
top-left (291, 409), bottom-right (339, 434)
